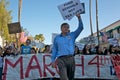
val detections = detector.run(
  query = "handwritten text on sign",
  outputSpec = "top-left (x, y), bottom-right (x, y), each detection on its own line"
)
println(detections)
top-left (58, 0), bottom-right (84, 20)
top-left (3, 54), bottom-right (117, 80)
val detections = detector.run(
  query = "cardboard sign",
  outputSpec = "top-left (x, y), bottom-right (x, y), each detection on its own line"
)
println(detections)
top-left (58, 0), bottom-right (85, 20)
top-left (8, 22), bottom-right (22, 34)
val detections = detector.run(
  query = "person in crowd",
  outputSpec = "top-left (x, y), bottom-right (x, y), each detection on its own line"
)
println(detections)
top-left (95, 45), bottom-right (104, 55)
top-left (103, 47), bottom-right (109, 55)
top-left (90, 44), bottom-right (96, 54)
top-left (35, 48), bottom-right (39, 53)
top-left (82, 44), bottom-right (92, 55)
top-left (74, 45), bottom-right (80, 55)
top-left (113, 45), bottom-right (120, 54)
top-left (30, 47), bottom-right (37, 54)
top-left (21, 39), bottom-right (31, 54)
top-left (38, 48), bottom-right (40, 53)
top-left (51, 13), bottom-right (83, 80)
top-left (43, 45), bottom-right (51, 53)
top-left (15, 44), bottom-right (24, 55)
top-left (3, 46), bottom-right (15, 57)
top-left (108, 45), bottom-right (115, 54)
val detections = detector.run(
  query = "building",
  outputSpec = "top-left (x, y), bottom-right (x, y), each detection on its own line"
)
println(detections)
top-left (93, 20), bottom-right (120, 47)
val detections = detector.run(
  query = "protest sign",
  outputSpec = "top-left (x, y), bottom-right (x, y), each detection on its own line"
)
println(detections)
top-left (8, 22), bottom-right (21, 34)
top-left (108, 38), bottom-right (119, 46)
top-left (52, 33), bottom-right (59, 43)
top-left (111, 55), bottom-right (120, 79)
top-left (3, 54), bottom-right (117, 80)
top-left (58, 0), bottom-right (84, 20)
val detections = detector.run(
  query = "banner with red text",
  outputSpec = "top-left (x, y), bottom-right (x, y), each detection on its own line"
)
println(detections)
top-left (111, 55), bottom-right (120, 79)
top-left (3, 54), bottom-right (117, 80)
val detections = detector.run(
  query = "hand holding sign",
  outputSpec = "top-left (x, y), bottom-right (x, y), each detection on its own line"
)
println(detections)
top-left (76, 13), bottom-right (81, 20)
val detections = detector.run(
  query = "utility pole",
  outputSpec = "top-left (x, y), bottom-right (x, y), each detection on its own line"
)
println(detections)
top-left (96, 0), bottom-right (100, 45)
top-left (18, 0), bottom-right (22, 22)
top-left (89, 0), bottom-right (93, 36)
top-left (16, 0), bottom-right (22, 48)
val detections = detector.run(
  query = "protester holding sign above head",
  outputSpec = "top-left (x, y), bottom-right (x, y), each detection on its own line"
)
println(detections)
top-left (51, 13), bottom-right (83, 80)
top-left (58, 0), bottom-right (84, 20)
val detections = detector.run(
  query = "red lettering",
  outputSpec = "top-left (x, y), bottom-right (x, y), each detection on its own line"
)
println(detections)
top-left (54, 60), bottom-right (59, 75)
top-left (43, 54), bottom-right (56, 77)
top-left (88, 55), bottom-right (100, 77)
top-left (25, 55), bottom-right (42, 78)
top-left (75, 55), bottom-right (84, 76)
top-left (3, 56), bottom-right (23, 80)
top-left (103, 56), bottom-right (109, 64)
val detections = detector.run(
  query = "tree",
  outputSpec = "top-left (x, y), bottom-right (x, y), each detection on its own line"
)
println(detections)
top-left (34, 34), bottom-right (45, 42)
top-left (0, 0), bottom-right (12, 44)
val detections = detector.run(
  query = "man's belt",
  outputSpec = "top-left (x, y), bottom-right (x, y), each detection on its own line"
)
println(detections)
top-left (59, 54), bottom-right (74, 58)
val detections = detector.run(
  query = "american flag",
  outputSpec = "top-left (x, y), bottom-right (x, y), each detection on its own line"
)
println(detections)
top-left (100, 31), bottom-right (108, 42)
top-left (20, 32), bottom-right (28, 43)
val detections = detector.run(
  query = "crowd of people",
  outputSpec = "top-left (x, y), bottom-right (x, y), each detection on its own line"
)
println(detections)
top-left (74, 44), bottom-right (120, 55)
top-left (0, 16), bottom-right (119, 80)
top-left (0, 38), bottom-right (53, 80)
top-left (0, 36), bottom-right (119, 80)
top-left (0, 39), bottom-right (119, 80)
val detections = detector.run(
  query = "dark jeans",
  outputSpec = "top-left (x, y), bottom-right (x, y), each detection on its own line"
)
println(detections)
top-left (57, 55), bottom-right (75, 80)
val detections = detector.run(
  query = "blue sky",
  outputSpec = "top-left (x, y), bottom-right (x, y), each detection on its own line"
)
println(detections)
top-left (7, 0), bottom-right (120, 44)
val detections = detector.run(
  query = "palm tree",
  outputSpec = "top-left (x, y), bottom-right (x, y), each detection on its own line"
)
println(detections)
top-left (34, 34), bottom-right (45, 42)
top-left (18, 0), bottom-right (22, 22)
top-left (17, 0), bottom-right (22, 47)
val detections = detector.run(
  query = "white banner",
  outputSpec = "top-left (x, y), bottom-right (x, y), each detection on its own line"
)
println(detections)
top-left (58, 0), bottom-right (84, 20)
top-left (3, 54), bottom-right (117, 80)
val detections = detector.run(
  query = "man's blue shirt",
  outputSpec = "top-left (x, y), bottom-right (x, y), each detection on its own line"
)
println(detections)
top-left (52, 19), bottom-right (83, 62)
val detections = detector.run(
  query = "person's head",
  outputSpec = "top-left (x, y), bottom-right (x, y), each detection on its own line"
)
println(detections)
top-left (31, 47), bottom-right (36, 54)
top-left (61, 23), bottom-right (70, 35)
top-left (44, 45), bottom-right (51, 53)
top-left (75, 46), bottom-right (79, 52)
top-left (95, 45), bottom-right (103, 54)
top-left (26, 39), bottom-right (31, 46)
top-left (5, 47), bottom-right (12, 54)
top-left (20, 44), bottom-right (24, 47)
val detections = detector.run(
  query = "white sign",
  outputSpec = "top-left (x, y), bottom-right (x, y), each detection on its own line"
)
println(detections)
top-left (75, 42), bottom-right (85, 50)
top-left (108, 38), bottom-right (119, 46)
top-left (80, 36), bottom-right (98, 44)
top-left (3, 54), bottom-right (117, 80)
top-left (58, 0), bottom-right (84, 20)
top-left (52, 33), bottom-right (59, 43)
